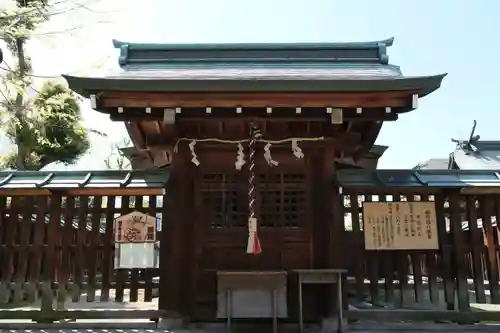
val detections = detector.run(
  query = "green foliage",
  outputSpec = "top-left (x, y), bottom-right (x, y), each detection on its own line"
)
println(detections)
top-left (0, 0), bottom-right (91, 170)
top-left (0, 1), bottom-right (48, 52)
top-left (1, 82), bottom-right (90, 170)
top-left (34, 82), bottom-right (90, 167)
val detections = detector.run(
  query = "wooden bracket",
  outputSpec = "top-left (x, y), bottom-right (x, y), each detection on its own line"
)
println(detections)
top-left (412, 94), bottom-right (419, 109)
top-left (153, 150), bottom-right (173, 167)
top-left (163, 108), bottom-right (176, 125)
top-left (330, 108), bottom-right (343, 124)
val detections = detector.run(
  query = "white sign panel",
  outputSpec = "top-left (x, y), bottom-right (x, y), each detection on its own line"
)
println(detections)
top-left (115, 243), bottom-right (158, 269)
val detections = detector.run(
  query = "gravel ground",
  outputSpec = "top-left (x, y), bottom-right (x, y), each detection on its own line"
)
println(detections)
top-left (1, 289), bottom-right (158, 311)
top-left (3, 329), bottom-right (500, 333)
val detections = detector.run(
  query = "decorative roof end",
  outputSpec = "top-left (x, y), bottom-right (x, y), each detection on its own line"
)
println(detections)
top-left (378, 42), bottom-right (389, 65)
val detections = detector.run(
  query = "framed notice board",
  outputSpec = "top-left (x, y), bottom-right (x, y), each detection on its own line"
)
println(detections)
top-left (362, 202), bottom-right (439, 250)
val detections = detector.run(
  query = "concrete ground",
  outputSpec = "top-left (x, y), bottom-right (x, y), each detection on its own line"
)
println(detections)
top-left (3, 280), bottom-right (500, 333)
top-left (3, 327), bottom-right (500, 333)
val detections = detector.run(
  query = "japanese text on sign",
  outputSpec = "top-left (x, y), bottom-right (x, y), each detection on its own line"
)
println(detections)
top-left (362, 202), bottom-right (438, 250)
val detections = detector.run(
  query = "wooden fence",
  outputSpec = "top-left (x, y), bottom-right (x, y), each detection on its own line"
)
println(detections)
top-left (3, 188), bottom-right (500, 324)
top-left (341, 188), bottom-right (500, 323)
top-left (0, 194), bottom-right (164, 322)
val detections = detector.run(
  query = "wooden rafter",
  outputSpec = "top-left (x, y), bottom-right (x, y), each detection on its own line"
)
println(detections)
top-left (109, 110), bottom-right (399, 122)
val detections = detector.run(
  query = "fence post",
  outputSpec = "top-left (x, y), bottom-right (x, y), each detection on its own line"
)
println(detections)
top-left (435, 193), bottom-right (455, 311)
top-left (449, 191), bottom-right (471, 323)
top-left (39, 281), bottom-right (55, 323)
top-left (37, 195), bottom-right (63, 322)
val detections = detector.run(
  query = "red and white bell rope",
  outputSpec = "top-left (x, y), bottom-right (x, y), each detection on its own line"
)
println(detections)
top-left (246, 123), bottom-right (262, 255)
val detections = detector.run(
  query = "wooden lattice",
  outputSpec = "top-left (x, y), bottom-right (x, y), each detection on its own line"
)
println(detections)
top-left (260, 173), bottom-right (306, 228)
top-left (202, 172), bottom-right (306, 228)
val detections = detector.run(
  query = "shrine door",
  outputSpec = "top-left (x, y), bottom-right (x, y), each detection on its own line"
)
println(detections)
top-left (191, 170), bottom-right (313, 320)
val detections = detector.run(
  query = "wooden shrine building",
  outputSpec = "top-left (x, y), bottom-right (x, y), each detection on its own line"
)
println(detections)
top-left (64, 37), bottom-right (446, 324)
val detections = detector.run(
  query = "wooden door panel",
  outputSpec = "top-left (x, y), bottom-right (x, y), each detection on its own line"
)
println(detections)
top-left (192, 170), bottom-right (314, 321)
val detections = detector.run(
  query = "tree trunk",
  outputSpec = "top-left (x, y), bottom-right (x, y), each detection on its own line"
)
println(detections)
top-left (14, 37), bottom-right (27, 170)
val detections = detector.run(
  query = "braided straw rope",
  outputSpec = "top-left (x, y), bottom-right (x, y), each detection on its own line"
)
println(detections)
top-left (248, 132), bottom-right (257, 223)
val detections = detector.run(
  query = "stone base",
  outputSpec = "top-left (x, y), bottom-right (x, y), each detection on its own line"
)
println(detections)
top-left (157, 319), bottom-right (349, 332)
top-left (321, 316), bottom-right (349, 332)
top-left (157, 316), bottom-right (185, 329)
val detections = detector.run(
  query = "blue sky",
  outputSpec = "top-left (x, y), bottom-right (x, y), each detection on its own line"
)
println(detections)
top-left (3, 0), bottom-right (499, 169)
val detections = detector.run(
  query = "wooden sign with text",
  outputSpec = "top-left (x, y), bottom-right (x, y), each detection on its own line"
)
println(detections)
top-left (362, 202), bottom-right (439, 250)
top-left (114, 211), bottom-right (157, 243)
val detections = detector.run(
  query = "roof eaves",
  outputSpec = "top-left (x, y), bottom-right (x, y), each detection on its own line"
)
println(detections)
top-left (335, 169), bottom-right (500, 190)
top-left (64, 74), bottom-right (447, 98)
top-left (368, 145), bottom-right (389, 157)
top-left (0, 170), bottom-right (169, 194)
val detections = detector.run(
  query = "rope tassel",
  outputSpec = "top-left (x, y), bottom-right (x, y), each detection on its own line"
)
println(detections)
top-left (246, 217), bottom-right (261, 254)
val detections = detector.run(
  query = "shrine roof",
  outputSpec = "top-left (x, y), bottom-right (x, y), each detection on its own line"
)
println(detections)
top-left (64, 37), bottom-right (446, 97)
top-left (112, 37), bottom-right (397, 66)
top-left (451, 141), bottom-right (500, 170)
top-left (413, 139), bottom-right (500, 171)
top-left (335, 169), bottom-right (500, 190)
top-left (413, 158), bottom-right (451, 170)
top-left (0, 170), bottom-right (169, 196)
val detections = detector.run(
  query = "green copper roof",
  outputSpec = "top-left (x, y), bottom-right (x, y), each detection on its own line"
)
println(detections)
top-left (335, 169), bottom-right (500, 189)
top-left (112, 37), bottom-right (394, 67)
top-left (0, 170), bottom-right (169, 192)
top-left (63, 37), bottom-right (446, 96)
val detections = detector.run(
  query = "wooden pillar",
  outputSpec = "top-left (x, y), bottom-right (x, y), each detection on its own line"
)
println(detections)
top-left (311, 148), bottom-right (326, 269)
top-left (331, 173), bottom-right (347, 313)
top-left (180, 162), bottom-right (196, 316)
top-left (159, 156), bottom-right (186, 321)
top-left (311, 145), bottom-right (343, 325)
top-left (310, 146), bottom-right (340, 318)
top-left (325, 148), bottom-right (343, 271)
top-left (323, 148), bottom-right (344, 317)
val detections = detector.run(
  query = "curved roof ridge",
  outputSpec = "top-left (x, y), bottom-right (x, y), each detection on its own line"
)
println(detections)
top-left (112, 37), bottom-right (395, 67)
top-left (112, 37), bottom-right (394, 50)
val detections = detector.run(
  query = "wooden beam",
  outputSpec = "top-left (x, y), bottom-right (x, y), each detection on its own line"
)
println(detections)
top-left (0, 189), bottom-right (51, 196)
top-left (352, 121), bottom-right (382, 161)
top-left (101, 92), bottom-right (417, 108)
top-left (126, 123), bottom-right (148, 150)
top-left (0, 188), bottom-right (166, 197)
top-left (110, 112), bottom-right (399, 122)
top-left (65, 188), bottom-right (166, 196)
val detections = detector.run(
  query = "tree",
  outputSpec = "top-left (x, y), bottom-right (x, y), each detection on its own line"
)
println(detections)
top-left (0, 81), bottom-right (92, 170)
top-left (0, 0), bottom-right (110, 170)
top-left (104, 138), bottom-right (132, 170)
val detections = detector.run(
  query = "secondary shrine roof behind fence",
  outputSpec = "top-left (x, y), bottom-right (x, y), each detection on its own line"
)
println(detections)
top-left (335, 169), bottom-right (500, 191)
top-left (0, 170), bottom-right (169, 196)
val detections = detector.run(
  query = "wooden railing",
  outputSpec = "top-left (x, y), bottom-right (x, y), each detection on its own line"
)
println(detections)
top-left (0, 194), bottom-right (164, 322)
top-left (341, 189), bottom-right (500, 322)
top-left (3, 189), bottom-right (500, 323)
